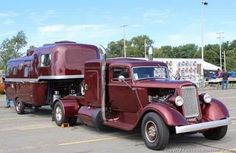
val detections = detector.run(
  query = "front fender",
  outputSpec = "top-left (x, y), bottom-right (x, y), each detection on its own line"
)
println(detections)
top-left (142, 103), bottom-right (188, 126)
top-left (202, 98), bottom-right (229, 121)
top-left (59, 96), bottom-right (80, 118)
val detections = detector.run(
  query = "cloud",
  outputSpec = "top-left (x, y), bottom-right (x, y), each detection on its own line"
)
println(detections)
top-left (33, 24), bottom-right (120, 47)
top-left (142, 9), bottom-right (173, 23)
top-left (39, 24), bottom-right (65, 33)
top-left (38, 24), bottom-right (108, 34)
top-left (0, 11), bottom-right (17, 18)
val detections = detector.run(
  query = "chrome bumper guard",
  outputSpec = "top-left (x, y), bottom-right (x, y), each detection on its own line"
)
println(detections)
top-left (175, 118), bottom-right (231, 134)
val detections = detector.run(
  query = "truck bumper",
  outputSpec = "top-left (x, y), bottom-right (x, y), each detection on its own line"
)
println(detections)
top-left (175, 118), bottom-right (231, 134)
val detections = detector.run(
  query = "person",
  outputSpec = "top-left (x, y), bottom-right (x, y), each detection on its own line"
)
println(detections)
top-left (221, 70), bottom-right (229, 90)
top-left (217, 68), bottom-right (222, 78)
top-left (2, 77), bottom-right (12, 108)
top-left (174, 70), bottom-right (181, 80)
top-left (5, 97), bottom-right (11, 108)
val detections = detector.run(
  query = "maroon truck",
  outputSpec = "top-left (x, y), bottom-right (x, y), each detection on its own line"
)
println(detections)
top-left (54, 57), bottom-right (230, 150)
top-left (5, 42), bottom-right (230, 150)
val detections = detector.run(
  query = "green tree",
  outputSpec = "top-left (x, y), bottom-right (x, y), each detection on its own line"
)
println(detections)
top-left (106, 40), bottom-right (124, 58)
top-left (204, 44), bottom-right (220, 66)
top-left (154, 45), bottom-right (172, 58)
top-left (129, 35), bottom-right (154, 57)
top-left (0, 31), bottom-right (27, 70)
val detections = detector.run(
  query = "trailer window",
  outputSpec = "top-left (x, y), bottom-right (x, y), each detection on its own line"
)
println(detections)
top-left (13, 67), bottom-right (17, 75)
top-left (40, 54), bottom-right (51, 67)
top-left (24, 67), bottom-right (30, 77)
top-left (6, 66), bottom-right (10, 76)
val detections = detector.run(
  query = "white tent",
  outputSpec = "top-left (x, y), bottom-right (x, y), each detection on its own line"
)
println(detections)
top-left (203, 61), bottom-right (220, 71)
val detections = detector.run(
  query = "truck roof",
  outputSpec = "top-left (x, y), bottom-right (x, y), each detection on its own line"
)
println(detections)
top-left (107, 58), bottom-right (167, 67)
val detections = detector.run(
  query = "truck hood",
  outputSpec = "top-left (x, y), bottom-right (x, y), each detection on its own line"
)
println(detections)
top-left (133, 79), bottom-right (194, 89)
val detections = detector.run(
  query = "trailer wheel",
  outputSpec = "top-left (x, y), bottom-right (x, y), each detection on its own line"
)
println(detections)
top-left (141, 112), bottom-right (169, 150)
top-left (14, 98), bottom-right (25, 114)
top-left (203, 125), bottom-right (228, 140)
top-left (53, 102), bottom-right (68, 126)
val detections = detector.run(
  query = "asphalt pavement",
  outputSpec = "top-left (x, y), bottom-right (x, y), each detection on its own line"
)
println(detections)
top-left (0, 88), bottom-right (235, 153)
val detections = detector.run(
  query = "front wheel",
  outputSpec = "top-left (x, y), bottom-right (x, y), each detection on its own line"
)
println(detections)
top-left (203, 125), bottom-right (228, 140)
top-left (141, 112), bottom-right (169, 150)
top-left (14, 98), bottom-right (25, 114)
top-left (53, 102), bottom-right (68, 126)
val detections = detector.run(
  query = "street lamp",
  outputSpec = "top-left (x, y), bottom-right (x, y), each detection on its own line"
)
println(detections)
top-left (217, 32), bottom-right (224, 70)
top-left (200, 0), bottom-right (208, 76)
top-left (120, 25), bottom-right (128, 57)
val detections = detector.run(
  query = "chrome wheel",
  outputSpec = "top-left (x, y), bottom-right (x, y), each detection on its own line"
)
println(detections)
top-left (55, 106), bottom-right (62, 122)
top-left (145, 121), bottom-right (158, 143)
top-left (141, 112), bottom-right (169, 150)
top-left (14, 98), bottom-right (25, 114)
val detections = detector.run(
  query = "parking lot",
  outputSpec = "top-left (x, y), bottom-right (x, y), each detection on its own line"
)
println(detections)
top-left (0, 89), bottom-right (236, 153)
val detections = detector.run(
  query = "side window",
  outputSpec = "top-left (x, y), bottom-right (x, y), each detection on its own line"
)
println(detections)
top-left (12, 66), bottom-right (17, 75)
top-left (112, 68), bottom-right (129, 80)
top-left (40, 54), bottom-right (51, 67)
top-left (24, 66), bottom-right (30, 77)
top-left (6, 66), bottom-right (10, 76)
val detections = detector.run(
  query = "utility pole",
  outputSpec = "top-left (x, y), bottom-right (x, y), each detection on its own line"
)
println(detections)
top-left (120, 25), bottom-right (128, 57)
top-left (200, 0), bottom-right (208, 76)
top-left (144, 39), bottom-right (147, 58)
top-left (216, 32), bottom-right (224, 70)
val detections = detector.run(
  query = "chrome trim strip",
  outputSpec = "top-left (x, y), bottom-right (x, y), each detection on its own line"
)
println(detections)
top-left (4, 78), bottom-right (38, 83)
top-left (175, 118), bottom-right (231, 134)
top-left (5, 75), bottom-right (84, 83)
top-left (38, 75), bottom-right (84, 80)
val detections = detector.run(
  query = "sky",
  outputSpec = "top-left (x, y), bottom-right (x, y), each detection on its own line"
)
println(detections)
top-left (0, 0), bottom-right (236, 50)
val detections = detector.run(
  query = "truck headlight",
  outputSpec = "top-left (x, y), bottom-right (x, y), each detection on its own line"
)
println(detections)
top-left (175, 96), bottom-right (184, 106)
top-left (203, 93), bottom-right (212, 103)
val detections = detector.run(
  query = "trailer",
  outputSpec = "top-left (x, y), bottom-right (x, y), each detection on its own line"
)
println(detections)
top-left (5, 41), bottom-right (101, 115)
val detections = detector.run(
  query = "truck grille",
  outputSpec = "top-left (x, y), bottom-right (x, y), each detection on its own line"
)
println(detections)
top-left (181, 86), bottom-right (200, 118)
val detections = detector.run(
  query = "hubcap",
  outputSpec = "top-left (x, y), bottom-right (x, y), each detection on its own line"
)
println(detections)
top-left (55, 106), bottom-right (62, 121)
top-left (145, 121), bottom-right (158, 143)
top-left (16, 100), bottom-right (21, 112)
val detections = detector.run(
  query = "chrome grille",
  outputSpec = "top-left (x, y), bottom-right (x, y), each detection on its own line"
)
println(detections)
top-left (181, 86), bottom-right (200, 118)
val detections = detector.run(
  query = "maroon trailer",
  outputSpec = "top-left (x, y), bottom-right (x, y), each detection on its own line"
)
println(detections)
top-left (5, 41), bottom-right (101, 114)
top-left (53, 57), bottom-right (230, 150)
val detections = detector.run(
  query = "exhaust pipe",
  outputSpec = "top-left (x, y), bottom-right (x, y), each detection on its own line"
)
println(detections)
top-left (98, 45), bottom-right (107, 121)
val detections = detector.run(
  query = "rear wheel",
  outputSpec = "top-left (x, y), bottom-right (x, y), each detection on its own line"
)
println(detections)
top-left (14, 98), bottom-right (25, 114)
top-left (141, 112), bottom-right (169, 150)
top-left (53, 102), bottom-right (68, 126)
top-left (203, 125), bottom-right (228, 140)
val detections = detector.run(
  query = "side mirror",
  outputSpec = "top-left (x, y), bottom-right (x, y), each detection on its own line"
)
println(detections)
top-left (118, 75), bottom-right (125, 82)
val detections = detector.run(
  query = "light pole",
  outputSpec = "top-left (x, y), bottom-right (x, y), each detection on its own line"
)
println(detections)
top-left (200, 0), bottom-right (208, 76)
top-left (120, 25), bottom-right (128, 57)
top-left (216, 32), bottom-right (224, 70)
top-left (144, 39), bottom-right (147, 58)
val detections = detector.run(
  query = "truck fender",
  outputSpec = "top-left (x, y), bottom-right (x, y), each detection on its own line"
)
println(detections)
top-left (142, 103), bottom-right (188, 126)
top-left (202, 98), bottom-right (229, 120)
top-left (91, 108), bottom-right (106, 131)
top-left (58, 97), bottom-right (80, 118)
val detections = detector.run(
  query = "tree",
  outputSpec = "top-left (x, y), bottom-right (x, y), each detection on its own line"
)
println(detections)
top-left (0, 31), bottom-right (27, 70)
top-left (106, 40), bottom-right (124, 58)
top-left (129, 35), bottom-right (154, 57)
top-left (107, 35), bottom-right (154, 58)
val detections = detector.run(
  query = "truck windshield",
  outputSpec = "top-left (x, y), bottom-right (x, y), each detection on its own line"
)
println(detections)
top-left (132, 66), bottom-right (169, 80)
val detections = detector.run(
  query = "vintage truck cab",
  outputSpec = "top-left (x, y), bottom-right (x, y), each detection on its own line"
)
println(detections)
top-left (54, 58), bottom-right (230, 150)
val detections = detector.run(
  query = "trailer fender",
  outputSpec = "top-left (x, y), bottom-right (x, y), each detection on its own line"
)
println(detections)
top-left (142, 103), bottom-right (188, 126)
top-left (202, 98), bottom-right (230, 120)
